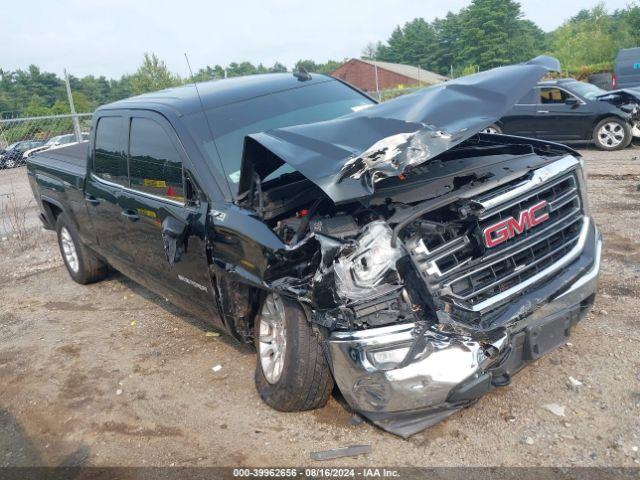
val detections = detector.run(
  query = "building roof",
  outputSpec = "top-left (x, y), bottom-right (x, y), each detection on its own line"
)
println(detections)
top-left (348, 59), bottom-right (448, 85)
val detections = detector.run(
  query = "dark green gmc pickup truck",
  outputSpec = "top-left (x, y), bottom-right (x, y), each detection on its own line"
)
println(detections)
top-left (27, 57), bottom-right (602, 437)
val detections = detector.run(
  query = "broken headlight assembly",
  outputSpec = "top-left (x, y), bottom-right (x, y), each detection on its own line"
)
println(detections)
top-left (333, 221), bottom-right (405, 302)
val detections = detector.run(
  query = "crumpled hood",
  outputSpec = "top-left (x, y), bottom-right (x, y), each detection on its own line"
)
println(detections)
top-left (596, 87), bottom-right (640, 104)
top-left (239, 56), bottom-right (560, 204)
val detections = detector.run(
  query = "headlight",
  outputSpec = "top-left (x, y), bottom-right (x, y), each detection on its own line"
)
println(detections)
top-left (350, 225), bottom-right (401, 286)
top-left (333, 221), bottom-right (405, 302)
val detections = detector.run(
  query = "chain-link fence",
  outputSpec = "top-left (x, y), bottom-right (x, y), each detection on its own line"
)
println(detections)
top-left (0, 113), bottom-right (92, 169)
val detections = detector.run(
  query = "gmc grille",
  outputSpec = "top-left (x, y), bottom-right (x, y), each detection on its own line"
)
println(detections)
top-left (404, 157), bottom-right (587, 313)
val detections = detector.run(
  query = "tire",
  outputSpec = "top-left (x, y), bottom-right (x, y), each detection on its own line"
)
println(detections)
top-left (55, 213), bottom-right (108, 284)
top-left (593, 117), bottom-right (632, 151)
top-left (5, 158), bottom-right (15, 168)
top-left (482, 124), bottom-right (502, 135)
top-left (255, 293), bottom-right (333, 412)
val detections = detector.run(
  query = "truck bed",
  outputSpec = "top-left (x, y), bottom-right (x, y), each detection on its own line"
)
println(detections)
top-left (28, 141), bottom-right (88, 179)
top-left (26, 141), bottom-right (90, 231)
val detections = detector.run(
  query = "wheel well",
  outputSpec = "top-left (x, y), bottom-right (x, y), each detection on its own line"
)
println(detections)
top-left (42, 200), bottom-right (62, 224)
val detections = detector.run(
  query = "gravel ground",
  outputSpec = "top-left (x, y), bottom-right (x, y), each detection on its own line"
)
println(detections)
top-left (0, 146), bottom-right (639, 467)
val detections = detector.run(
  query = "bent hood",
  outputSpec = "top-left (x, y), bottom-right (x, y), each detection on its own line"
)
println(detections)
top-left (239, 56), bottom-right (560, 204)
top-left (596, 87), bottom-right (640, 104)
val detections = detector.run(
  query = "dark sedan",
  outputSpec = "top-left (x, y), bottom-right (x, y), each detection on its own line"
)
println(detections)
top-left (0, 139), bottom-right (45, 168)
top-left (484, 79), bottom-right (640, 150)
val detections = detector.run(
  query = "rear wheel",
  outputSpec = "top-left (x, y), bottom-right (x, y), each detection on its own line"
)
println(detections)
top-left (5, 158), bottom-right (16, 168)
top-left (55, 213), bottom-right (108, 284)
top-left (254, 293), bottom-right (333, 411)
top-left (593, 117), bottom-right (632, 150)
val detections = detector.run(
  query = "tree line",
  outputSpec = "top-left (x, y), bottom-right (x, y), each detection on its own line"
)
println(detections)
top-left (1, 0), bottom-right (639, 118)
top-left (371, 1), bottom-right (640, 77)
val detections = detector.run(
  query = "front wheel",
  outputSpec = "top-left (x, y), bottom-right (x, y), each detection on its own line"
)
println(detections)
top-left (593, 117), bottom-right (632, 151)
top-left (254, 293), bottom-right (333, 412)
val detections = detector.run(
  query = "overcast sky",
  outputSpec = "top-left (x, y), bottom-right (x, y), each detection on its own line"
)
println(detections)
top-left (3, 0), bottom-right (632, 79)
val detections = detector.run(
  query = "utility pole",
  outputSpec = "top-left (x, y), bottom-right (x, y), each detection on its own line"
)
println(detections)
top-left (418, 65), bottom-right (422, 86)
top-left (64, 69), bottom-right (82, 142)
top-left (374, 63), bottom-right (380, 101)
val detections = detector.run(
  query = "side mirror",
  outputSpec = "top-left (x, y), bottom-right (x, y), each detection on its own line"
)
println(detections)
top-left (565, 97), bottom-right (580, 107)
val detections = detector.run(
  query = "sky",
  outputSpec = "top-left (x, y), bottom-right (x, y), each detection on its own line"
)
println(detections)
top-left (2, 0), bottom-right (634, 79)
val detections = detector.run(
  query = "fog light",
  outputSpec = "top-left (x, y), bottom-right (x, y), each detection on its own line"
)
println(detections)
top-left (366, 344), bottom-right (411, 371)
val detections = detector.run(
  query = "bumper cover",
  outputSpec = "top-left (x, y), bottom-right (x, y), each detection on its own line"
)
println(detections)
top-left (326, 221), bottom-right (602, 437)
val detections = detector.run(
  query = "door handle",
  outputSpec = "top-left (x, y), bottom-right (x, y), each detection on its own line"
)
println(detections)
top-left (85, 195), bottom-right (100, 206)
top-left (536, 110), bottom-right (550, 114)
top-left (121, 209), bottom-right (139, 222)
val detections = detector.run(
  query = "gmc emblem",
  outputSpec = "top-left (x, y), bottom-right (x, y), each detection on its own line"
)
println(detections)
top-left (483, 200), bottom-right (550, 248)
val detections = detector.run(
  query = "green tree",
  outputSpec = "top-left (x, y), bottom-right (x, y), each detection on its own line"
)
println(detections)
top-left (268, 62), bottom-right (288, 73)
top-left (550, 4), bottom-right (632, 72)
top-left (129, 53), bottom-right (181, 95)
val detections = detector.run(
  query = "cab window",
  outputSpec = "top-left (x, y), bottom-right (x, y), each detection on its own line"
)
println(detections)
top-left (128, 117), bottom-right (184, 202)
top-left (538, 88), bottom-right (570, 104)
top-left (94, 116), bottom-right (128, 187)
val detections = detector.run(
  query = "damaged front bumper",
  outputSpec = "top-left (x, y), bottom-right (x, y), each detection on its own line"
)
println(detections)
top-left (326, 221), bottom-right (602, 438)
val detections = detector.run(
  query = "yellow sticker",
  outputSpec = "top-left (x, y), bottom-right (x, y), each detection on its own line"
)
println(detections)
top-left (143, 179), bottom-right (167, 188)
top-left (136, 208), bottom-right (157, 219)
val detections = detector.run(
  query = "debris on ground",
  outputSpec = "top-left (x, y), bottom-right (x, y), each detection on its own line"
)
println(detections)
top-left (310, 445), bottom-right (371, 461)
top-left (205, 332), bottom-right (220, 337)
top-left (524, 437), bottom-right (535, 445)
top-left (115, 389), bottom-right (123, 396)
top-left (349, 414), bottom-right (364, 426)
top-left (543, 403), bottom-right (566, 417)
top-left (568, 376), bottom-right (583, 389)
top-left (211, 365), bottom-right (223, 372)
top-left (130, 320), bottom-right (136, 326)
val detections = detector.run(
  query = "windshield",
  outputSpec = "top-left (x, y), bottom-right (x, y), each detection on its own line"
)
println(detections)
top-left (185, 79), bottom-right (374, 190)
top-left (569, 82), bottom-right (606, 100)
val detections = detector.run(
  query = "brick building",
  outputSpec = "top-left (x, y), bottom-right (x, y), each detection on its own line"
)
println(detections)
top-left (330, 58), bottom-right (448, 92)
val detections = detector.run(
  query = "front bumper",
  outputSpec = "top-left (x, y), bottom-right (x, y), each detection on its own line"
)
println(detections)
top-left (326, 220), bottom-right (602, 438)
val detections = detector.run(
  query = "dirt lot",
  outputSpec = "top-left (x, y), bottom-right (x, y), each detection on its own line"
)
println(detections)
top-left (1, 146), bottom-right (639, 468)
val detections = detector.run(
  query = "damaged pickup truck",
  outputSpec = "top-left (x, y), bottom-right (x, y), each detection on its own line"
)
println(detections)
top-left (27, 56), bottom-right (602, 437)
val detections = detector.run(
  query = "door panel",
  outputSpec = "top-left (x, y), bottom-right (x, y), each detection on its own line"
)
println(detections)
top-left (85, 115), bottom-right (130, 263)
top-left (500, 104), bottom-right (538, 136)
top-left (535, 88), bottom-right (595, 140)
top-left (119, 112), bottom-right (219, 317)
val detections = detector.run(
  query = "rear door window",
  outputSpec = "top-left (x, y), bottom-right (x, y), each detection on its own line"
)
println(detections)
top-left (94, 116), bottom-right (128, 187)
top-left (128, 117), bottom-right (184, 202)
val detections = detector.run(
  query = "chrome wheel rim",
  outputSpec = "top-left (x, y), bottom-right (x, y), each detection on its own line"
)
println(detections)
top-left (598, 122), bottom-right (625, 148)
top-left (258, 293), bottom-right (287, 384)
top-left (5, 159), bottom-right (15, 168)
top-left (60, 227), bottom-right (79, 273)
top-left (482, 126), bottom-right (499, 134)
